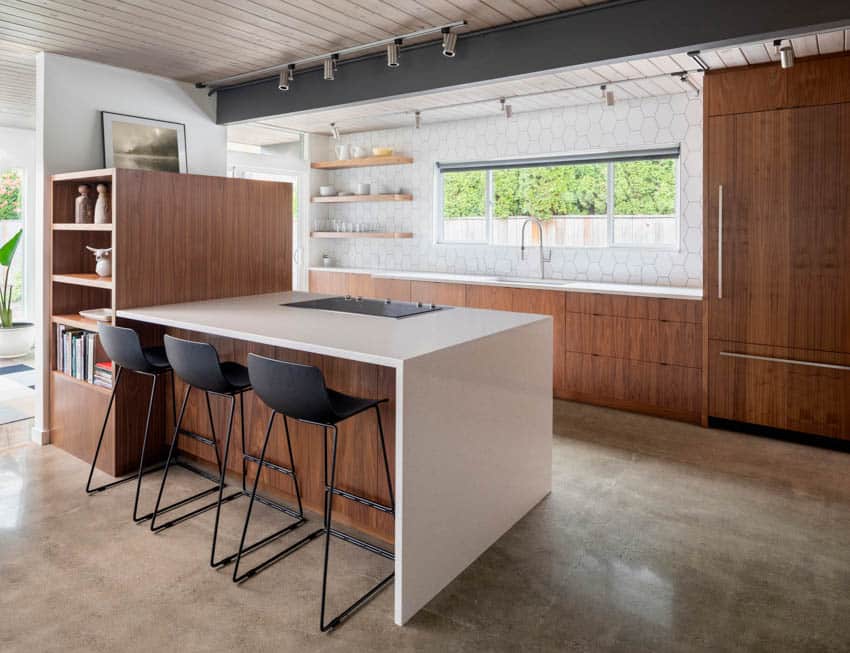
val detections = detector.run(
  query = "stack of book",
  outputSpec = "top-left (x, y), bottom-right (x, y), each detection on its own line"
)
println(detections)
top-left (55, 324), bottom-right (111, 388)
top-left (93, 361), bottom-right (113, 389)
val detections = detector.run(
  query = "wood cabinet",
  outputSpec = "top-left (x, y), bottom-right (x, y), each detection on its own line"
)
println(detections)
top-left (410, 280), bottom-right (466, 306)
top-left (709, 340), bottom-right (850, 439)
top-left (49, 169), bottom-right (293, 474)
top-left (309, 270), bottom-right (702, 421)
top-left (704, 54), bottom-right (850, 440)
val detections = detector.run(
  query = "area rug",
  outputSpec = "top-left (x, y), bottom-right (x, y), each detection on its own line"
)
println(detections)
top-left (0, 364), bottom-right (36, 425)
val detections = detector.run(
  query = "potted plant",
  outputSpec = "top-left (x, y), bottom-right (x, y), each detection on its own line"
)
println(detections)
top-left (0, 228), bottom-right (34, 358)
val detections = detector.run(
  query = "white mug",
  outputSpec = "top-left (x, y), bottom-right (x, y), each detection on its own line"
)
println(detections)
top-left (335, 144), bottom-right (350, 160)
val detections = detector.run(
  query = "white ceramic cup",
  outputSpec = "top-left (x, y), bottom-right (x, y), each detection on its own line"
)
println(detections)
top-left (356, 183), bottom-right (371, 195)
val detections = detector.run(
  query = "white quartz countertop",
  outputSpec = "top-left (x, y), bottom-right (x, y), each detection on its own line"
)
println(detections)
top-left (117, 291), bottom-right (549, 368)
top-left (309, 267), bottom-right (703, 300)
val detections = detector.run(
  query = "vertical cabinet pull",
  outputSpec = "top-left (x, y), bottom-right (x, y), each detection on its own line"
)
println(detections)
top-left (717, 185), bottom-right (723, 300)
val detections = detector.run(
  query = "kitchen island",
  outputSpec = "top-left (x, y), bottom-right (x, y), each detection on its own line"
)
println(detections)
top-left (118, 291), bottom-right (552, 625)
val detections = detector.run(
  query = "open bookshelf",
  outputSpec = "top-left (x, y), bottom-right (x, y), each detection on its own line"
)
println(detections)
top-left (47, 167), bottom-right (294, 477)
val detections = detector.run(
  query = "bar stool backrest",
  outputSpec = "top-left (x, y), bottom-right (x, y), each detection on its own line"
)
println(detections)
top-left (163, 334), bottom-right (231, 394)
top-left (98, 323), bottom-right (151, 373)
top-left (248, 353), bottom-right (336, 423)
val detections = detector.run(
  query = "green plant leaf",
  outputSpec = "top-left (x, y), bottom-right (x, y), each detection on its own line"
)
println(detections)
top-left (0, 228), bottom-right (22, 267)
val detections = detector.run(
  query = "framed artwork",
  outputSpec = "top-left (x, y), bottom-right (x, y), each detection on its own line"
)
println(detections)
top-left (101, 111), bottom-right (187, 173)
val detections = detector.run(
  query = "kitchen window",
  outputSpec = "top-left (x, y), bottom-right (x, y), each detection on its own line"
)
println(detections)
top-left (436, 148), bottom-right (680, 249)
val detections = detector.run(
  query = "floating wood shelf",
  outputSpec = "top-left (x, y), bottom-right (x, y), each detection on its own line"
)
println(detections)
top-left (311, 231), bottom-right (413, 239)
top-left (311, 155), bottom-right (413, 170)
top-left (51, 369), bottom-right (110, 396)
top-left (53, 223), bottom-right (113, 231)
top-left (312, 193), bottom-right (412, 204)
top-left (51, 313), bottom-right (102, 331)
top-left (52, 273), bottom-right (113, 289)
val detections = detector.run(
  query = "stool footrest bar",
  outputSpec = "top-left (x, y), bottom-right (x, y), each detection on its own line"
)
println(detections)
top-left (243, 453), bottom-right (295, 478)
top-left (328, 528), bottom-right (395, 561)
top-left (327, 486), bottom-right (393, 514)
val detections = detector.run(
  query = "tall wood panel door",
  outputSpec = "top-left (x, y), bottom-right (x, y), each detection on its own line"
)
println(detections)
top-left (708, 105), bottom-right (850, 354)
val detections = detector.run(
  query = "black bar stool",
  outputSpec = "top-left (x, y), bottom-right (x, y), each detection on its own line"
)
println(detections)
top-left (153, 336), bottom-right (305, 570)
top-left (86, 324), bottom-right (179, 523)
top-left (239, 353), bottom-right (395, 632)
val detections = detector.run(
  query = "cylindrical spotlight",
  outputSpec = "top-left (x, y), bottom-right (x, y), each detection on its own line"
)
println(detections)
top-left (505, 103), bottom-right (513, 119)
top-left (278, 64), bottom-right (294, 91)
top-left (415, 111), bottom-right (421, 129)
top-left (779, 44), bottom-right (795, 69)
top-left (442, 28), bottom-right (457, 58)
top-left (324, 55), bottom-right (338, 81)
top-left (387, 39), bottom-right (401, 68)
top-left (330, 123), bottom-right (340, 139)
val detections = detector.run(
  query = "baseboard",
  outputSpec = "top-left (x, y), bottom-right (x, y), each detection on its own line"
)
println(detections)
top-left (30, 426), bottom-right (50, 446)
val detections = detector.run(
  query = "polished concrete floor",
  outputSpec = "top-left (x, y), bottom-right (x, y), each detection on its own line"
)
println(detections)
top-left (1, 401), bottom-right (849, 652)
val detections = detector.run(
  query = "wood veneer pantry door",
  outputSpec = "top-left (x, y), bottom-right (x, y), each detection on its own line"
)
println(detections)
top-left (707, 105), bottom-right (850, 354)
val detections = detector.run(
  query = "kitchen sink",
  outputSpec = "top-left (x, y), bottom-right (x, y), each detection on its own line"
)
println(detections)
top-left (493, 277), bottom-right (571, 287)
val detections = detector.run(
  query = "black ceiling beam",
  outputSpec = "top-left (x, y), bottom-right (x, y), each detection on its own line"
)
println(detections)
top-left (215, 0), bottom-right (850, 124)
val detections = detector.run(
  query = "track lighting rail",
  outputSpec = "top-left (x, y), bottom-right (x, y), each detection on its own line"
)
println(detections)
top-left (198, 21), bottom-right (466, 91)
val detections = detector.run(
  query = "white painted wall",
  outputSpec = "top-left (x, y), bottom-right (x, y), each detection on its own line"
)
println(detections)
top-left (312, 93), bottom-right (702, 288)
top-left (33, 53), bottom-right (227, 443)
top-left (0, 127), bottom-right (36, 321)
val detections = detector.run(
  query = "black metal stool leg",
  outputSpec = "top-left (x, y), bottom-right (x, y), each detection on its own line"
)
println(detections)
top-left (150, 386), bottom-right (229, 532)
top-left (231, 411), bottom-right (318, 582)
top-left (86, 367), bottom-right (129, 494)
top-left (240, 392), bottom-right (248, 494)
top-left (131, 373), bottom-right (160, 523)
top-left (211, 394), bottom-right (247, 567)
top-left (375, 405), bottom-right (395, 513)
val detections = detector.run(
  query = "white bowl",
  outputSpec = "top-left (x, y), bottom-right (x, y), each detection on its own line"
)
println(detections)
top-left (319, 186), bottom-right (336, 197)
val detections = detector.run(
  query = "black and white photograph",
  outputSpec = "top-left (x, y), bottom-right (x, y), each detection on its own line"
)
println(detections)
top-left (101, 112), bottom-right (187, 172)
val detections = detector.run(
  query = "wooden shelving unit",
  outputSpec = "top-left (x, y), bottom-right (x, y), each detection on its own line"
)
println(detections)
top-left (311, 231), bottom-right (413, 239)
top-left (51, 313), bottom-right (104, 331)
top-left (52, 223), bottom-right (113, 231)
top-left (48, 167), bottom-right (295, 478)
top-left (311, 155), bottom-right (413, 170)
top-left (312, 193), bottom-right (412, 204)
top-left (52, 273), bottom-right (113, 289)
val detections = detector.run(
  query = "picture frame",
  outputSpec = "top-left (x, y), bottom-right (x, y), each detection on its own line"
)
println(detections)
top-left (101, 111), bottom-right (187, 173)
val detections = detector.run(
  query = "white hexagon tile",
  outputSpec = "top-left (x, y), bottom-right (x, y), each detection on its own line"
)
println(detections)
top-left (313, 93), bottom-right (703, 288)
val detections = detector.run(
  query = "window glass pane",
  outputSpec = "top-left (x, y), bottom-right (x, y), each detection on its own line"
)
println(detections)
top-left (1, 168), bottom-right (24, 315)
top-left (614, 217), bottom-right (677, 246)
top-left (613, 159), bottom-right (676, 215)
top-left (492, 163), bottom-right (607, 246)
top-left (441, 170), bottom-right (486, 242)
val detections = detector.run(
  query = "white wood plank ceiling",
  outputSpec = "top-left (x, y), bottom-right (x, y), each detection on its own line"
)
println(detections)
top-left (0, 0), bottom-right (847, 132)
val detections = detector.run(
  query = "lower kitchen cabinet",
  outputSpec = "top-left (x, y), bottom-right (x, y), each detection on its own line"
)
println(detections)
top-left (309, 269), bottom-right (704, 423)
top-left (709, 340), bottom-right (850, 439)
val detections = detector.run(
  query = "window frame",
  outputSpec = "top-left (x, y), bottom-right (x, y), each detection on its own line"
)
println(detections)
top-left (435, 147), bottom-right (681, 251)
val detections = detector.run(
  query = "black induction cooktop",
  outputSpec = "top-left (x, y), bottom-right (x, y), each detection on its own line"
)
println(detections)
top-left (283, 295), bottom-right (447, 319)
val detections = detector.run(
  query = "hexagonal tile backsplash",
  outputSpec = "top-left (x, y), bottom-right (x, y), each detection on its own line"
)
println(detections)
top-left (312, 93), bottom-right (702, 288)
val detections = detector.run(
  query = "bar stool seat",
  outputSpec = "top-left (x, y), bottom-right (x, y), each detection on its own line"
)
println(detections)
top-left (141, 346), bottom-right (171, 370)
top-left (220, 361), bottom-right (251, 391)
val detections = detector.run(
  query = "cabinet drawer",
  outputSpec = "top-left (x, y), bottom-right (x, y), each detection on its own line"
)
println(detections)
top-left (309, 270), bottom-right (348, 295)
top-left (564, 292), bottom-right (702, 324)
top-left (563, 352), bottom-right (702, 423)
top-left (709, 340), bottom-right (850, 439)
top-left (566, 313), bottom-right (702, 368)
top-left (348, 274), bottom-right (411, 302)
top-left (410, 281), bottom-right (466, 307)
